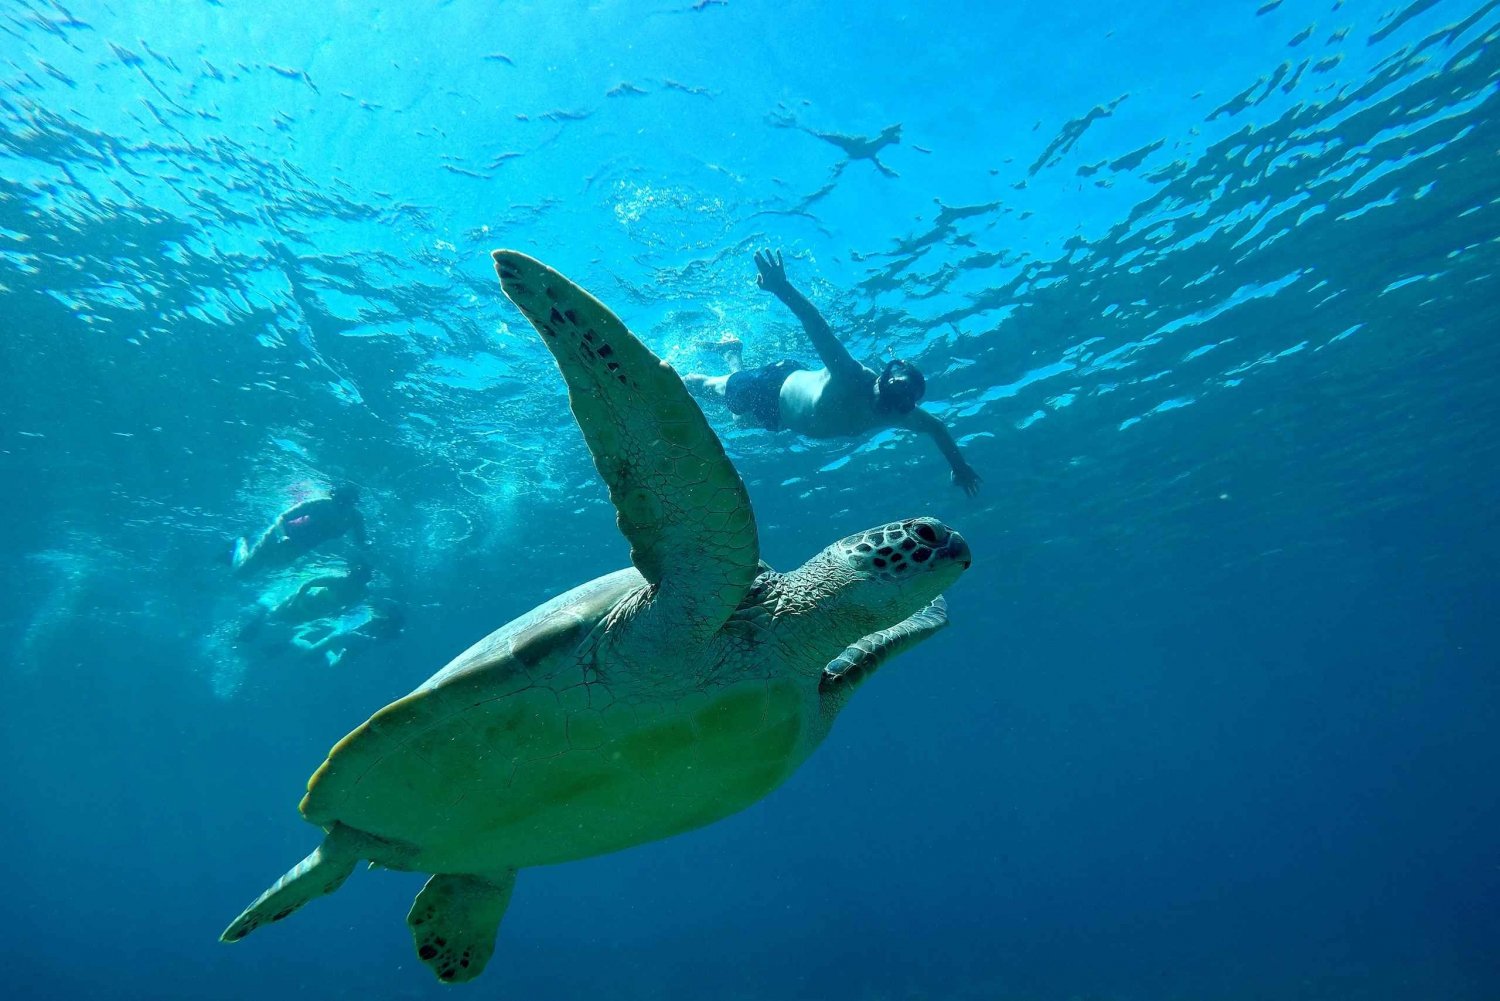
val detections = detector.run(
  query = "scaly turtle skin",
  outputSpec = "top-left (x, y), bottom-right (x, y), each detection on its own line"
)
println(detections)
top-left (221, 251), bottom-right (972, 983)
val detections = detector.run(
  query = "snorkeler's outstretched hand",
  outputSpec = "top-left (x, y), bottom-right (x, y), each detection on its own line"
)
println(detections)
top-left (952, 462), bottom-right (982, 497)
top-left (754, 250), bottom-right (789, 295)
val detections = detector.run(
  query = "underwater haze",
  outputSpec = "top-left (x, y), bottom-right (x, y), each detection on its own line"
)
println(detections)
top-left (3, 0), bottom-right (1499, 998)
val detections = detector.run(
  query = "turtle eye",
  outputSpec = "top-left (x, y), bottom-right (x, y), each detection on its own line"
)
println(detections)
top-left (914, 523), bottom-right (939, 545)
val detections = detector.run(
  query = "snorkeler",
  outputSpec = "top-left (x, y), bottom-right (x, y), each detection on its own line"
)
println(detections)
top-left (237, 563), bottom-right (375, 643)
top-left (291, 599), bottom-right (404, 667)
top-left (272, 563), bottom-right (373, 622)
top-left (683, 250), bottom-right (980, 495)
top-left (231, 483), bottom-right (369, 575)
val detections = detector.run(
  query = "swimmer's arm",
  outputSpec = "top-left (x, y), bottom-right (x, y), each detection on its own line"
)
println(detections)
top-left (293, 618), bottom-right (339, 651)
top-left (296, 579), bottom-right (336, 602)
top-left (756, 250), bottom-right (865, 380)
top-left (290, 623), bottom-right (322, 651)
top-left (777, 285), bottom-right (865, 379)
top-left (904, 408), bottom-right (981, 496)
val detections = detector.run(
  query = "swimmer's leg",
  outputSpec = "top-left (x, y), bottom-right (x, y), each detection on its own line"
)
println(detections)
top-left (232, 523), bottom-right (286, 574)
top-left (719, 339), bottom-right (743, 374)
top-left (696, 335), bottom-right (744, 373)
top-left (683, 373), bottom-right (731, 401)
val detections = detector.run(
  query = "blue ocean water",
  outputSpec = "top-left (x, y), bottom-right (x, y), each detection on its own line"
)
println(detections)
top-left (2, 0), bottom-right (1498, 997)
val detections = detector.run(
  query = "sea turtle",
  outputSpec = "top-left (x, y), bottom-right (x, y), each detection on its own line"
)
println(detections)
top-left (221, 250), bottom-right (972, 983)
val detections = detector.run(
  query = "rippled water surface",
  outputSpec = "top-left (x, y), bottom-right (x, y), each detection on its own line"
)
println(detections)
top-left (2, 1), bottom-right (1497, 998)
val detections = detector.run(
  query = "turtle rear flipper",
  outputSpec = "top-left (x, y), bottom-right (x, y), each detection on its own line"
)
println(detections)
top-left (220, 823), bottom-right (364, 942)
top-left (407, 870), bottom-right (517, 984)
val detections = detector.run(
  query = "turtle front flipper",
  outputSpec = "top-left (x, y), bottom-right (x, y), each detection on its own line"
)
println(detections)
top-left (407, 869), bottom-right (517, 984)
top-left (819, 596), bottom-right (950, 717)
top-left (492, 251), bottom-right (760, 641)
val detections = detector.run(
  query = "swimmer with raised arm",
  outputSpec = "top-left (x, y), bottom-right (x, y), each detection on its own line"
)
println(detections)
top-left (231, 483), bottom-right (369, 575)
top-left (684, 250), bottom-right (980, 495)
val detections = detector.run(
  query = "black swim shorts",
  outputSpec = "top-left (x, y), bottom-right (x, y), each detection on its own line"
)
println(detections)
top-left (724, 360), bottom-right (807, 430)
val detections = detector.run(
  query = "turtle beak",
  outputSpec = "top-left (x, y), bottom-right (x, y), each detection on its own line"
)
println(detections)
top-left (902, 517), bottom-right (970, 572)
top-left (944, 530), bottom-right (972, 570)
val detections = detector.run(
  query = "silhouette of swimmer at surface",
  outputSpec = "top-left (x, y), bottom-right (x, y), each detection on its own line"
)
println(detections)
top-left (273, 563), bottom-right (373, 621)
top-left (232, 484), bottom-right (369, 575)
top-left (237, 563), bottom-right (374, 643)
top-left (684, 250), bottom-right (981, 495)
top-left (291, 599), bottom-right (404, 667)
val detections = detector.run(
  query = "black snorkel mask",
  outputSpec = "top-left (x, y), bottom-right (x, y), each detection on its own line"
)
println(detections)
top-left (875, 359), bottom-right (926, 415)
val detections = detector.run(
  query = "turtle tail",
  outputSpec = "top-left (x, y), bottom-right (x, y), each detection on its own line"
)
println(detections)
top-left (220, 823), bottom-right (362, 943)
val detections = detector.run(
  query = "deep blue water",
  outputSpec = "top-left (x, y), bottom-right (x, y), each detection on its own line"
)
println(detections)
top-left (3, 1), bottom-right (1498, 998)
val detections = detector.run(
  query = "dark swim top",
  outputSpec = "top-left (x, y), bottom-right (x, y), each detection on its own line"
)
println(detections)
top-left (724, 360), bottom-right (807, 430)
top-left (282, 512), bottom-right (318, 541)
top-left (282, 501), bottom-right (349, 545)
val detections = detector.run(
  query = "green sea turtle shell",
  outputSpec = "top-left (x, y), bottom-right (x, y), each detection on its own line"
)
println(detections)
top-left (299, 567), bottom-right (810, 874)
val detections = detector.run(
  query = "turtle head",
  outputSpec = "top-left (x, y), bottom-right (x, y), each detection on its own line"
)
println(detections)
top-left (828, 517), bottom-right (969, 619)
top-left (778, 517), bottom-right (970, 660)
